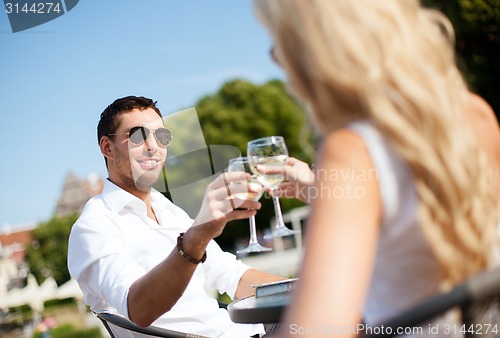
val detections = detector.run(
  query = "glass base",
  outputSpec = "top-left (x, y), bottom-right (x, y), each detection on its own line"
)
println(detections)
top-left (264, 227), bottom-right (301, 239)
top-left (237, 242), bottom-right (273, 254)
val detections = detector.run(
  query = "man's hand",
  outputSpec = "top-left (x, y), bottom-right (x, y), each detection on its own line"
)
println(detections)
top-left (192, 171), bottom-right (263, 239)
top-left (128, 172), bottom-right (263, 327)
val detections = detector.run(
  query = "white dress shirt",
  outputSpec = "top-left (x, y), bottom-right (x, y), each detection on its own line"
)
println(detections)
top-left (68, 179), bottom-right (264, 337)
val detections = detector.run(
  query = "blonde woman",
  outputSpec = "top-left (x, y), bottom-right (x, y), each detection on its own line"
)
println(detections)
top-left (254, 0), bottom-right (500, 337)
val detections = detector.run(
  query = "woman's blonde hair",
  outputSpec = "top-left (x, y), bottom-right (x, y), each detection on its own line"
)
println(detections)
top-left (255, 0), bottom-right (498, 287)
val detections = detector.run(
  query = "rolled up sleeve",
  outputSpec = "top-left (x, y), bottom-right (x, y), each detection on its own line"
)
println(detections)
top-left (202, 240), bottom-right (251, 300)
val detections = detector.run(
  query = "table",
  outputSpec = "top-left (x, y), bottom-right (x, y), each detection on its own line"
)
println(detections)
top-left (228, 292), bottom-right (291, 324)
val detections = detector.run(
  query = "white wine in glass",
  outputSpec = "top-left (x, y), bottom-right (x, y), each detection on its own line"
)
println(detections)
top-left (247, 136), bottom-right (301, 238)
top-left (250, 155), bottom-right (288, 189)
top-left (228, 157), bottom-right (272, 254)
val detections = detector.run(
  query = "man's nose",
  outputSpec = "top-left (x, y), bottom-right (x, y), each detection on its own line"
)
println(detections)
top-left (144, 132), bottom-right (158, 151)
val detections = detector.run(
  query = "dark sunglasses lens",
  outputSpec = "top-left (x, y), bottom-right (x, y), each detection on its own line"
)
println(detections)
top-left (155, 128), bottom-right (172, 146)
top-left (129, 127), bottom-right (149, 145)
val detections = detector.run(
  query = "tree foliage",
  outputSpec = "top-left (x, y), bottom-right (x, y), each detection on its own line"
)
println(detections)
top-left (423, 0), bottom-right (500, 120)
top-left (160, 78), bottom-right (314, 251)
top-left (196, 79), bottom-right (314, 162)
top-left (25, 214), bottom-right (78, 286)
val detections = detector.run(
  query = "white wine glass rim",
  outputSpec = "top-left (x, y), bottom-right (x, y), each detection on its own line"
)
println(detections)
top-left (228, 157), bottom-right (249, 165)
top-left (247, 136), bottom-right (284, 146)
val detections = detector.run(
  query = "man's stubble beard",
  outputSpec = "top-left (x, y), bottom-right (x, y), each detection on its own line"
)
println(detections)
top-left (133, 165), bottom-right (164, 192)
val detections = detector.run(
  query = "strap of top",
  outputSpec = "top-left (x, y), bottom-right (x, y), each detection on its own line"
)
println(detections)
top-left (347, 121), bottom-right (404, 226)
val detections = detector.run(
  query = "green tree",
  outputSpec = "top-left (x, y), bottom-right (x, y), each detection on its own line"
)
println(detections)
top-left (160, 79), bottom-right (314, 251)
top-left (197, 79), bottom-right (314, 250)
top-left (25, 214), bottom-right (78, 286)
top-left (196, 79), bottom-right (314, 160)
top-left (423, 0), bottom-right (500, 120)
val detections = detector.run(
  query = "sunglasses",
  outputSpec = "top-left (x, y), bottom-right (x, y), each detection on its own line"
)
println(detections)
top-left (109, 126), bottom-right (172, 147)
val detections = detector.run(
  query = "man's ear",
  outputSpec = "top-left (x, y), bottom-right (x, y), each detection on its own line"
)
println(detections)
top-left (100, 136), bottom-right (114, 162)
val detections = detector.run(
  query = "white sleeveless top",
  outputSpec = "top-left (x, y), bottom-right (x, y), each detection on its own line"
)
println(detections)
top-left (349, 121), bottom-right (461, 337)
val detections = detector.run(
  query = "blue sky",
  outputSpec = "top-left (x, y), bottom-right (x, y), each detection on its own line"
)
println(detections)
top-left (0, 0), bottom-right (283, 228)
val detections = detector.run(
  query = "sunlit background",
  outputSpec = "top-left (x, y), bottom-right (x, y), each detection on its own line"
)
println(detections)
top-left (0, 1), bottom-right (498, 337)
top-left (0, 0), bottom-right (284, 228)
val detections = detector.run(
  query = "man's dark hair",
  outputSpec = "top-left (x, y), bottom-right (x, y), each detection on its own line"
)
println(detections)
top-left (97, 96), bottom-right (162, 167)
top-left (97, 96), bottom-right (162, 144)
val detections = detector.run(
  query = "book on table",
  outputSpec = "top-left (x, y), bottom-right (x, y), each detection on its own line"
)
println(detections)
top-left (253, 278), bottom-right (298, 298)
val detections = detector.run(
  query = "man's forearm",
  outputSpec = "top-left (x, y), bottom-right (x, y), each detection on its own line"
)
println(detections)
top-left (235, 269), bottom-right (285, 299)
top-left (127, 229), bottom-right (210, 327)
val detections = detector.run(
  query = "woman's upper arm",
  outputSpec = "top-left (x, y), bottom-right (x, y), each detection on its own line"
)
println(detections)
top-left (281, 129), bottom-right (382, 337)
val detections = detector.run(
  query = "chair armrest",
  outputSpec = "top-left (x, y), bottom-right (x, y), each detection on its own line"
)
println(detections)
top-left (95, 312), bottom-right (209, 338)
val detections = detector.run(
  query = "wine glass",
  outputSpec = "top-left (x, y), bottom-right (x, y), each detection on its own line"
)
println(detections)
top-left (228, 157), bottom-right (272, 254)
top-left (247, 136), bottom-right (300, 238)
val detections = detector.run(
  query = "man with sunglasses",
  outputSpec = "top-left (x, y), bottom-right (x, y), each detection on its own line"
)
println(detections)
top-left (68, 96), bottom-right (283, 337)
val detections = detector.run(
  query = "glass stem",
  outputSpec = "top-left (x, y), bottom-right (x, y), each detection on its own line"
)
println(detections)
top-left (248, 215), bottom-right (259, 245)
top-left (272, 194), bottom-right (286, 229)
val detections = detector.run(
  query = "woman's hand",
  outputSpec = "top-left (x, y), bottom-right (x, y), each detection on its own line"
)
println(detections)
top-left (257, 157), bottom-right (315, 203)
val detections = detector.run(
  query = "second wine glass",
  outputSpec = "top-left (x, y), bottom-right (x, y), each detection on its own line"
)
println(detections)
top-left (247, 136), bottom-right (301, 238)
top-left (228, 157), bottom-right (272, 254)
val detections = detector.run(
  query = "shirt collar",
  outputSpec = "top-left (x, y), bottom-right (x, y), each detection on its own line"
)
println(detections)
top-left (102, 179), bottom-right (170, 214)
top-left (101, 179), bottom-right (142, 214)
top-left (150, 189), bottom-right (170, 209)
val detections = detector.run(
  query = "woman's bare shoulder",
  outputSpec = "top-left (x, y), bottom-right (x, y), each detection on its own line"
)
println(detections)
top-left (466, 93), bottom-right (497, 122)
top-left (318, 128), bottom-right (371, 165)
top-left (463, 92), bottom-right (500, 167)
top-left (315, 128), bottom-right (380, 201)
